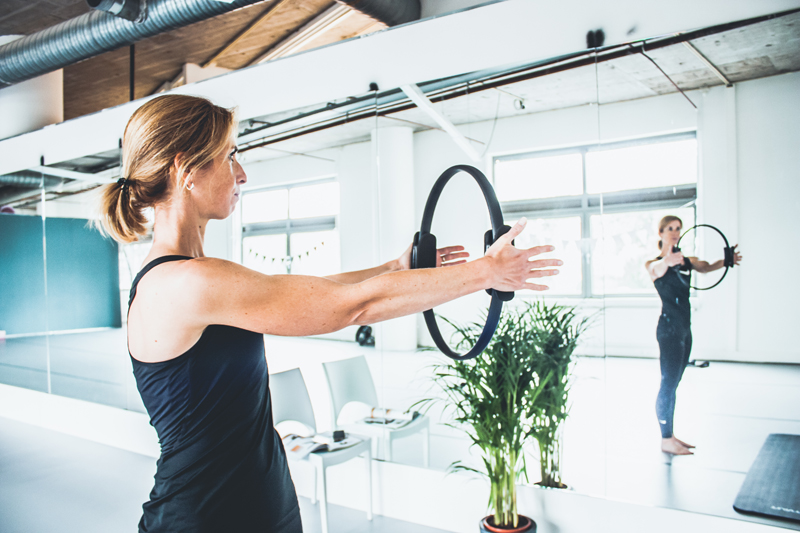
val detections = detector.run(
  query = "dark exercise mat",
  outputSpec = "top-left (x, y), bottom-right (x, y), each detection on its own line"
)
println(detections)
top-left (734, 433), bottom-right (800, 522)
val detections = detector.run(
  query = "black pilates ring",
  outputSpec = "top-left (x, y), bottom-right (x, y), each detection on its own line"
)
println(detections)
top-left (675, 223), bottom-right (735, 291)
top-left (410, 165), bottom-right (514, 361)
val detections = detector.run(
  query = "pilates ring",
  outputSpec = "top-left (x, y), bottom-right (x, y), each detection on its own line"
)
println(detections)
top-left (410, 165), bottom-right (513, 361)
top-left (674, 223), bottom-right (735, 291)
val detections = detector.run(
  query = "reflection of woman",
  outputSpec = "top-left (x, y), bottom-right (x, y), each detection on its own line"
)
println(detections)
top-left (645, 216), bottom-right (741, 455)
top-left (99, 94), bottom-right (561, 532)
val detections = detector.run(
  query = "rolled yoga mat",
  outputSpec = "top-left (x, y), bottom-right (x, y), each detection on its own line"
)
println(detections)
top-left (733, 433), bottom-right (800, 522)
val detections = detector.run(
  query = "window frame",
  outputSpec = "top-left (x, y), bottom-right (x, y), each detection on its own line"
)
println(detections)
top-left (240, 177), bottom-right (339, 274)
top-left (493, 132), bottom-right (697, 298)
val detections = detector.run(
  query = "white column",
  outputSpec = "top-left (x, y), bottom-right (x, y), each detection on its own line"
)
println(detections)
top-left (694, 86), bottom-right (737, 360)
top-left (0, 36), bottom-right (64, 141)
top-left (371, 126), bottom-right (417, 351)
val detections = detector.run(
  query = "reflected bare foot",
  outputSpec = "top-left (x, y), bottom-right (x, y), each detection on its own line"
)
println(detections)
top-left (675, 436), bottom-right (695, 449)
top-left (662, 437), bottom-right (694, 455)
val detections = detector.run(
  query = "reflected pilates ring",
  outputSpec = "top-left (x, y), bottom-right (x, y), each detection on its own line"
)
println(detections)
top-left (410, 165), bottom-right (514, 361)
top-left (675, 223), bottom-right (735, 291)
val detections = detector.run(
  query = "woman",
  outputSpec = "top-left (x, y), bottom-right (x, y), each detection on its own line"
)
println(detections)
top-left (645, 215), bottom-right (741, 455)
top-left (99, 94), bottom-right (561, 532)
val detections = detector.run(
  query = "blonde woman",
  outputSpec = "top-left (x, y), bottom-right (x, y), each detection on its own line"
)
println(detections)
top-left (645, 215), bottom-right (741, 455)
top-left (99, 94), bottom-right (561, 532)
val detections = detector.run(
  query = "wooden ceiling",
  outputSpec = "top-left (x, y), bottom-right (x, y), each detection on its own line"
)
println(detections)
top-left (0, 0), bottom-right (384, 120)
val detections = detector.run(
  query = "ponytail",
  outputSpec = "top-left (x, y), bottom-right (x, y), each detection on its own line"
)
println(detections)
top-left (95, 94), bottom-right (236, 243)
top-left (96, 178), bottom-right (150, 243)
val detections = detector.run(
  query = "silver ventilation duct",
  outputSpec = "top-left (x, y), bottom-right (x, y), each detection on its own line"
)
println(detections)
top-left (87, 0), bottom-right (148, 23)
top-left (0, 171), bottom-right (62, 188)
top-left (335, 0), bottom-right (420, 27)
top-left (0, 171), bottom-right (64, 206)
top-left (0, 0), bottom-right (267, 88)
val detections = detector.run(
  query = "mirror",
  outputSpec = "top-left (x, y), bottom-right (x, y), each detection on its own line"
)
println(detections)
top-left (36, 153), bottom-right (143, 410)
top-left (596, 10), bottom-right (800, 527)
top-left (0, 171), bottom-right (48, 393)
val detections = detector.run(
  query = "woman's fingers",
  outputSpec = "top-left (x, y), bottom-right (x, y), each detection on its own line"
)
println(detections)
top-left (526, 245), bottom-right (555, 258)
top-left (526, 269), bottom-right (560, 278)
top-left (525, 282), bottom-right (550, 291)
top-left (437, 245), bottom-right (466, 255)
top-left (527, 258), bottom-right (562, 268)
top-left (441, 251), bottom-right (470, 261)
top-left (436, 245), bottom-right (470, 267)
top-left (497, 217), bottom-right (527, 245)
top-left (442, 260), bottom-right (467, 267)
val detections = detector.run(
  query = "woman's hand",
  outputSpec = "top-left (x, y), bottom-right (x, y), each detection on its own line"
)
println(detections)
top-left (731, 244), bottom-right (743, 266)
top-left (395, 243), bottom-right (470, 270)
top-left (663, 248), bottom-right (685, 267)
top-left (484, 218), bottom-right (561, 291)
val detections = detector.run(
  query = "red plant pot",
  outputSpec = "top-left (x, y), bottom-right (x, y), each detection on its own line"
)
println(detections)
top-left (480, 514), bottom-right (535, 533)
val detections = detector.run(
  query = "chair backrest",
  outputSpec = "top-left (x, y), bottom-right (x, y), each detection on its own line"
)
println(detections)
top-left (322, 355), bottom-right (379, 429)
top-left (270, 368), bottom-right (317, 433)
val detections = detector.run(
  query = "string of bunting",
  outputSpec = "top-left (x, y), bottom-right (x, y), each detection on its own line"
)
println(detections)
top-left (247, 240), bottom-right (326, 265)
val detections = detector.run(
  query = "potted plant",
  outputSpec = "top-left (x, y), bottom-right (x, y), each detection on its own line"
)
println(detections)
top-left (418, 300), bottom-right (590, 531)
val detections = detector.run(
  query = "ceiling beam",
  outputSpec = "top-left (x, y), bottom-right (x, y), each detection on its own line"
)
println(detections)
top-left (682, 41), bottom-right (733, 87)
top-left (400, 83), bottom-right (481, 162)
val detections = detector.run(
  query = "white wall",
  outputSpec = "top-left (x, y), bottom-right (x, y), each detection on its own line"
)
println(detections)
top-left (0, 36), bottom-right (63, 141)
top-left (735, 72), bottom-right (800, 360)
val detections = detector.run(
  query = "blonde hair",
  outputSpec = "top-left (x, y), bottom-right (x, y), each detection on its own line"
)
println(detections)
top-left (658, 215), bottom-right (683, 250)
top-left (98, 94), bottom-right (236, 243)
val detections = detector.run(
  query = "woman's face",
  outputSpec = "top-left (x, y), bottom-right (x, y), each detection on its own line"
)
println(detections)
top-left (191, 140), bottom-right (247, 220)
top-left (660, 222), bottom-right (682, 247)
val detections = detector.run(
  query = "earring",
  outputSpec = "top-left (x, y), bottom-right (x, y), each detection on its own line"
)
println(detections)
top-left (185, 180), bottom-right (195, 191)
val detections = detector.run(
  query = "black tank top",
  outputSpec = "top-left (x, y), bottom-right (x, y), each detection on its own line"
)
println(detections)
top-left (653, 256), bottom-right (692, 327)
top-left (128, 256), bottom-right (302, 533)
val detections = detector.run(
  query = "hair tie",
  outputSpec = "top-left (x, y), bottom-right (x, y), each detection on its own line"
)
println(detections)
top-left (117, 177), bottom-right (128, 190)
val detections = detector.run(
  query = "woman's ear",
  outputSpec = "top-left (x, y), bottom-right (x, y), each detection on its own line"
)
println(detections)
top-left (172, 153), bottom-right (193, 186)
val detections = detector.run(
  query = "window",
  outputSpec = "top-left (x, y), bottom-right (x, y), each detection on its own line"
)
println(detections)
top-left (494, 134), bottom-right (697, 296)
top-left (241, 180), bottom-right (341, 276)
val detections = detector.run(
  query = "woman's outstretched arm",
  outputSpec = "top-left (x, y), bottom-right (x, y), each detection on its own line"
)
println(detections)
top-left (180, 219), bottom-right (559, 337)
top-left (323, 244), bottom-right (469, 285)
top-left (689, 244), bottom-right (742, 273)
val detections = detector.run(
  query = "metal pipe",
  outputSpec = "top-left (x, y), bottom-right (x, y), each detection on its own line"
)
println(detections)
top-left (0, 0), bottom-right (267, 88)
top-left (0, 171), bottom-right (62, 188)
top-left (639, 47), bottom-right (697, 109)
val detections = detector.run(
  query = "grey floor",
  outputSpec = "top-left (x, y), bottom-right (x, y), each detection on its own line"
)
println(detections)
top-left (2, 330), bottom-right (800, 530)
top-left (0, 416), bottom-right (448, 533)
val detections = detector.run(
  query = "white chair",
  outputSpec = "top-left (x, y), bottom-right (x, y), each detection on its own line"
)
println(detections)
top-left (271, 368), bottom-right (372, 533)
top-left (322, 356), bottom-right (430, 467)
